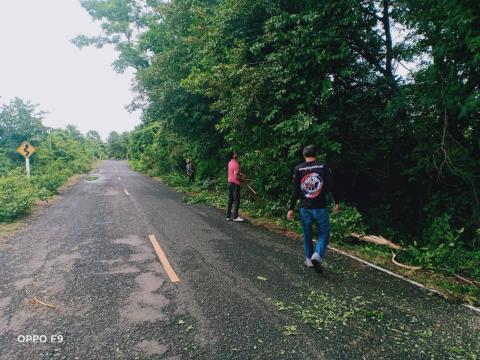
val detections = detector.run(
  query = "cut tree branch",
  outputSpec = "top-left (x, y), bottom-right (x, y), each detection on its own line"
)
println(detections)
top-left (351, 232), bottom-right (401, 250)
top-left (391, 253), bottom-right (422, 270)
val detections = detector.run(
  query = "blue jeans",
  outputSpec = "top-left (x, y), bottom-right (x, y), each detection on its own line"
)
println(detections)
top-left (300, 208), bottom-right (331, 260)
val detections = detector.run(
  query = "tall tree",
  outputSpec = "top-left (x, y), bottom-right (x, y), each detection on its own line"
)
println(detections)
top-left (107, 131), bottom-right (129, 159)
top-left (0, 98), bottom-right (46, 165)
top-left (77, 0), bottom-right (480, 244)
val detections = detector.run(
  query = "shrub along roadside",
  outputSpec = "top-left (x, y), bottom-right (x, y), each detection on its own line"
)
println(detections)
top-left (0, 98), bottom-right (106, 223)
top-left (135, 165), bottom-right (480, 306)
top-left (0, 173), bottom-right (37, 221)
top-left (0, 164), bottom-right (93, 222)
top-left (0, 135), bottom-right (101, 222)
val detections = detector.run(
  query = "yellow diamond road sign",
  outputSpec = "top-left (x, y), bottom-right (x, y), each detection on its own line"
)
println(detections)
top-left (17, 141), bottom-right (36, 158)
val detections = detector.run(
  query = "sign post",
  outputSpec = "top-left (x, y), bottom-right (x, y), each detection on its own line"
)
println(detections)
top-left (17, 141), bottom-right (36, 179)
top-left (25, 157), bottom-right (31, 178)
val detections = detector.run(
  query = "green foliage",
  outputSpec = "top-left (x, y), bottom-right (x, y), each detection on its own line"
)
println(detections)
top-left (0, 173), bottom-right (36, 220)
top-left (86, 130), bottom-right (107, 159)
top-left (404, 245), bottom-right (480, 281)
top-left (397, 214), bottom-right (480, 280)
top-left (269, 291), bottom-right (371, 330)
top-left (0, 99), bottom-right (104, 221)
top-left (183, 190), bottom-right (226, 209)
top-left (106, 131), bottom-right (129, 159)
top-left (423, 214), bottom-right (463, 247)
top-left (330, 207), bottom-right (365, 241)
top-left (79, 0), bottom-right (480, 277)
top-left (33, 167), bottom-right (72, 194)
top-left (0, 149), bottom-right (11, 174)
top-left (0, 98), bottom-right (46, 170)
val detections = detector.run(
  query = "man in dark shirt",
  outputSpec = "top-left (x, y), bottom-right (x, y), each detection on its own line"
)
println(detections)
top-left (287, 144), bottom-right (340, 273)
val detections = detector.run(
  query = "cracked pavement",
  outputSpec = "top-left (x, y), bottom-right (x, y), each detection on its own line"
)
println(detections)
top-left (0, 160), bottom-right (479, 359)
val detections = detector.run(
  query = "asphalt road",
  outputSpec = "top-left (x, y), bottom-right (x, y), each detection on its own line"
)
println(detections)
top-left (0, 160), bottom-right (479, 359)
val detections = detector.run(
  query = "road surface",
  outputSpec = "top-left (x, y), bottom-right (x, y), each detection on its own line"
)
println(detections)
top-left (0, 161), bottom-right (479, 359)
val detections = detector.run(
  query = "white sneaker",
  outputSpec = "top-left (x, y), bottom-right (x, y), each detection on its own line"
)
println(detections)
top-left (232, 217), bottom-right (245, 222)
top-left (226, 217), bottom-right (232, 221)
top-left (305, 258), bottom-right (314, 268)
top-left (310, 252), bottom-right (323, 273)
top-left (311, 252), bottom-right (321, 262)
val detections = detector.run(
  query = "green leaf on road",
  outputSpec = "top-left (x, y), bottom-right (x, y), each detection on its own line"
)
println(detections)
top-left (283, 325), bottom-right (298, 336)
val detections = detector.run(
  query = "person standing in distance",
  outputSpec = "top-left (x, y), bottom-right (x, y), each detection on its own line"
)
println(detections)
top-left (186, 159), bottom-right (195, 184)
top-left (226, 151), bottom-right (245, 222)
top-left (287, 144), bottom-right (340, 273)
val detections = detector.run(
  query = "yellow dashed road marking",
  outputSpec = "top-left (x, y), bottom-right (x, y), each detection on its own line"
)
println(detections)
top-left (148, 234), bottom-right (180, 283)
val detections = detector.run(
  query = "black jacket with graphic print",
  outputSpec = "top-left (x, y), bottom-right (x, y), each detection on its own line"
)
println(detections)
top-left (289, 160), bottom-right (340, 210)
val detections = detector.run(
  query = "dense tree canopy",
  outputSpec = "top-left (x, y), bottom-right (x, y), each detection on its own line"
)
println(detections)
top-left (78, 0), bottom-right (480, 248)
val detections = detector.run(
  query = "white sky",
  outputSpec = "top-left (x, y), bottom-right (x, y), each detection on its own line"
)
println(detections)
top-left (0, 0), bottom-right (140, 139)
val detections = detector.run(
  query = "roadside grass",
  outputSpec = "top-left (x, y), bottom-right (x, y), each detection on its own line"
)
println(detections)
top-left (136, 167), bottom-right (480, 307)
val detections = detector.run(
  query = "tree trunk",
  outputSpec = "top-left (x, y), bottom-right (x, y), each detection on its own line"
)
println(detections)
top-left (382, 0), bottom-right (394, 81)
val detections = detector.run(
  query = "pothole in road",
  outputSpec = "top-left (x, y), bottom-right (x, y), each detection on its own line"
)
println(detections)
top-left (120, 272), bottom-right (169, 323)
top-left (86, 176), bottom-right (99, 181)
top-left (101, 188), bottom-right (121, 196)
top-left (113, 235), bottom-right (143, 247)
top-left (113, 235), bottom-right (156, 263)
top-left (135, 340), bottom-right (168, 356)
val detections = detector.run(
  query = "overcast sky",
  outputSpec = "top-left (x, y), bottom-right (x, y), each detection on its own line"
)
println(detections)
top-left (0, 0), bottom-right (140, 139)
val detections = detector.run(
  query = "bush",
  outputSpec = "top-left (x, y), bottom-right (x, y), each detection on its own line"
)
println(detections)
top-left (161, 172), bottom-right (189, 188)
top-left (32, 169), bottom-right (71, 193)
top-left (1, 136), bottom-right (96, 222)
top-left (402, 245), bottom-right (480, 280)
top-left (129, 160), bottom-right (149, 173)
top-left (198, 178), bottom-right (221, 191)
top-left (422, 213), bottom-right (461, 247)
top-left (330, 206), bottom-right (366, 242)
top-left (0, 175), bottom-right (36, 221)
top-left (397, 215), bottom-right (480, 280)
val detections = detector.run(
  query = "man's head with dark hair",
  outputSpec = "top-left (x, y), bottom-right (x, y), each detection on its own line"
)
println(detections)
top-left (229, 151), bottom-right (238, 160)
top-left (303, 144), bottom-right (317, 158)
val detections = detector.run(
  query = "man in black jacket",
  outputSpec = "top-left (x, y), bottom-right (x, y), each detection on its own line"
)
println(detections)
top-left (287, 144), bottom-right (340, 273)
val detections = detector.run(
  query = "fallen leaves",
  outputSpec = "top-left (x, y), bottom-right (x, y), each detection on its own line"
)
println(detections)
top-left (283, 325), bottom-right (298, 336)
